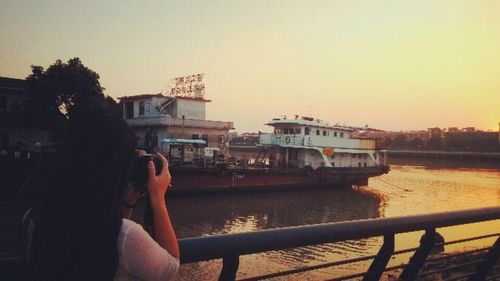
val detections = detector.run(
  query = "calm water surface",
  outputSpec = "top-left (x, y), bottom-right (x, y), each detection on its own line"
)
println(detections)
top-left (168, 165), bottom-right (500, 280)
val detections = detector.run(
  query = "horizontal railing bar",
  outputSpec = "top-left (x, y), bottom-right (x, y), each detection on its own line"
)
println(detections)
top-left (179, 207), bottom-right (500, 263)
top-left (444, 272), bottom-right (477, 281)
top-left (325, 271), bottom-right (367, 281)
top-left (393, 233), bottom-right (497, 259)
top-left (241, 242), bottom-right (419, 280)
top-left (325, 264), bottom-right (408, 281)
top-left (240, 242), bottom-right (495, 281)
top-left (327, 265), bottom-right (403, 281)
top-left (238, 254), bottom-right (377, 281)
top-left (417, 259), bottom-right (484, 278)
top-left (425, 247), bottom-right (490, 263)
top-left (441, 233), bottom-right (500, 246)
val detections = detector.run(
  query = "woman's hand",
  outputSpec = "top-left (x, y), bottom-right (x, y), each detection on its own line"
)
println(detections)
top-left (145, 153), bottom-right (180, 259)
top-left (147, 153), bottom-right (171, 206)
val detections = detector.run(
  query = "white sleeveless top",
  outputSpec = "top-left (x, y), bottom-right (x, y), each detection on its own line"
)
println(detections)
top-left (114, 219), bottom-right (179, 281)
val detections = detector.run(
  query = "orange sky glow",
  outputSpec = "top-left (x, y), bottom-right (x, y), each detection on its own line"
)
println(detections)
top-left (1, 1), bottom-right (499, 132)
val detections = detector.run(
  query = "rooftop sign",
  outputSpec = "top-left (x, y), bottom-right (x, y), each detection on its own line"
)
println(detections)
top-left (168, 73), bottom-right (205, 98)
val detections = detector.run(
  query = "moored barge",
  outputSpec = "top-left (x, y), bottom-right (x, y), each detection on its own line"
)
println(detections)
top-left (165, 116), bottom-right (389, 195)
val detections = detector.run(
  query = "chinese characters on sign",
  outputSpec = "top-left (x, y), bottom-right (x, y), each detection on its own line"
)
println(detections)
top-left (169, 73), bottom-right (205, 97)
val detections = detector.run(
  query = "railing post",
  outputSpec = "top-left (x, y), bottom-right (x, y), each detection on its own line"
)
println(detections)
top-left (399, 229), bottom-right (436, 281)
top-left (467, 236), bottom-right (500, 281)
top-left (363, 234), bottom-right (395, 281)
top-left (218, 255), bottom-right (240, 281)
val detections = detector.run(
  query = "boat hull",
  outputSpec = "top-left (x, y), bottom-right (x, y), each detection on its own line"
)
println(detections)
top-left (169, 165), bottom-right (390, 195)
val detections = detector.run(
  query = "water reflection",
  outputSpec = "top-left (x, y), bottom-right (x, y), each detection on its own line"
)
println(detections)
top-left (168, 188), bottom-right (381, 238)
top-left (168, 188), bottom-right (382, 280)
top-left (166, 165), bottom-right (500, 280)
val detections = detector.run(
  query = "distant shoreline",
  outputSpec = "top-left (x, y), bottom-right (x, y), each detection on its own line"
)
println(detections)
top-left (387, 150), bottom-right (500, 160)
top-left (229, 146), bottom-right (500, 169)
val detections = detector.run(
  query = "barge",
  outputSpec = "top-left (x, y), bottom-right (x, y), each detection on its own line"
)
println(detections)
top-left (165, 116), bottom-right (390, 195)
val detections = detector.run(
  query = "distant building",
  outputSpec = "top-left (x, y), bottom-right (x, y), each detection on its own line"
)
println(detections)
top-left (0, 76), bottom-right (51, 151)
top-left (427, 127), bottom-right (443, 135)
top-left (0, 77), bottom-right (29, 112)
top-left (228, 131), bottom-right (238, 141)
top-left (462, 127), bottom-right (476, 133)
top-left (447, 127), bottom-right (459, 133)
top-left (119, 93), bottom-right (234, 154)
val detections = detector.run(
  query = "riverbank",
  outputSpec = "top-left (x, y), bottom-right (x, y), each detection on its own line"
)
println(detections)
top-left (387, 150), bottom-right (500, 161)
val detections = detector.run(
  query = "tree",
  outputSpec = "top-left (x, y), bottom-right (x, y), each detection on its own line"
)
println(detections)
top-left (425, 134), bottom-right (442, 150)
top-left (409, 137), bottom-right (424, 150)
top-left (26, 58), bottom-right (121, 134)
top-left (394, 134), bottom-right (407, 149)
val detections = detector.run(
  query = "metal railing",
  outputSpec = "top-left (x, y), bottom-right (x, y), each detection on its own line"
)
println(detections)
top-left (179, 207), bottom-right (500, 281)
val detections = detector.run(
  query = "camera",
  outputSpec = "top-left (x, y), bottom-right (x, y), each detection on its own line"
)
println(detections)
top-left (129, 154), bottom-right (163, 191)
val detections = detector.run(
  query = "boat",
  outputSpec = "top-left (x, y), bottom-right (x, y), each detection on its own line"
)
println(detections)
top-left (166, 116), bottom-right (390, 195)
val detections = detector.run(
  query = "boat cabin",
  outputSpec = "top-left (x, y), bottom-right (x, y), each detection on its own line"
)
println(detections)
top-left (259, 117), bottom-right (386, 169)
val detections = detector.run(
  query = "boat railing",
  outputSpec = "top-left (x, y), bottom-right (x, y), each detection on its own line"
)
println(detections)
top-left (179, 207), bottom-right (500, 281)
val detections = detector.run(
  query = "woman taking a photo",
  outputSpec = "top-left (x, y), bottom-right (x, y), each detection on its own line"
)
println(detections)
top-left (28, 112), bottom-right (179, 281)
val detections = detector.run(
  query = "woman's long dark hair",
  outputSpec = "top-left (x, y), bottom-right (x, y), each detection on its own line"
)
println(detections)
top-left (30, 112), bottom-right (136, 281)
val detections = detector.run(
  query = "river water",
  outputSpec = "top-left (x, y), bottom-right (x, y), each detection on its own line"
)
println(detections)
top-left (167, 165), bottom-right (500, 280)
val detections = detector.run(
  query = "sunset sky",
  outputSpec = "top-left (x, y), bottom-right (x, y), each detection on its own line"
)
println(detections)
top-left (1, 1), bottom-right (499, 133)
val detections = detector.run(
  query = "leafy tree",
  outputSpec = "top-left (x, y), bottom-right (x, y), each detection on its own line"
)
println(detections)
top-left (26, 58), bottom-right (121, 135)
top-left (380, 137), bottom-right (394, 149)
top-left (409, 137), bottom-right (424, 150)
top-left (425, 134), bottom-right (442, 150)
top-left (394, 134), bottom-right (407, 149)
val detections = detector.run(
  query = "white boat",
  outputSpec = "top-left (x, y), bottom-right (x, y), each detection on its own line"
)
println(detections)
top-left (258, 116), bottom-right (388, 170)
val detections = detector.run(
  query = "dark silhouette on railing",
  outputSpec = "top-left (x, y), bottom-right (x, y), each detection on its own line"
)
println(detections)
top-left (179, 207), bottom-right (500, 281)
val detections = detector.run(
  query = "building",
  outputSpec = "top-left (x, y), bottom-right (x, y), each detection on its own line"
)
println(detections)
top-left (462, 127), bottom-right (476, 133)
top-left (0, 76), bottom-right (51, 151)
top-left (119, 93), bottom-right (234, 155)
top-left (0, 77), bottom-right (30, 112)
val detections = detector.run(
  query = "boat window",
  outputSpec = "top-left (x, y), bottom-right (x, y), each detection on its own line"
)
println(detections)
top-left (295, 128), bottom-right (301, 134)
top-left (340, 132), bottom-right (344, 137)
top-left (322, 130), bottom-right (327, 136)
top-left (364, 163), bottom-right (367, 167)
top-left (334, 131), bottom-right (337, 137)
top-left (305, 127), bottom-right (310, 135)
top-left (316, 129), bottom-right (320, 135)
top-left (358, 162), bottom-right (362, 167)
